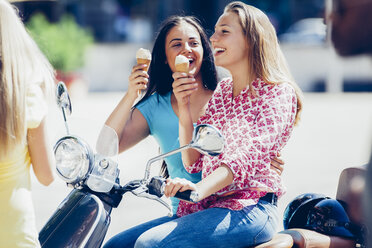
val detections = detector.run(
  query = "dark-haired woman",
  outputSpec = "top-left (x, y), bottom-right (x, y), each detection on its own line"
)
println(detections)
top-left (103, 15), bottom-right (217, 248)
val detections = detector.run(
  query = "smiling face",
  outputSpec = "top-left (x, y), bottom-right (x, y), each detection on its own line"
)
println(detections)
top-left (165, 21), bottom-right (203, 75)
top-left (210, 11), bottom-right (248, 71)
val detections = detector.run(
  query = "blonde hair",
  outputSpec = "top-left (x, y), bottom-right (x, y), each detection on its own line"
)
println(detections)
top-left (0, 0), bottom-right (55, 157)
top-left (224, 1), bottom-right (303, 125)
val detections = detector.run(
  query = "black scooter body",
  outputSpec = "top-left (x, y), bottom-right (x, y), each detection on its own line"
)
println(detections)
top-left (39, 188), bottom-right (111, 248)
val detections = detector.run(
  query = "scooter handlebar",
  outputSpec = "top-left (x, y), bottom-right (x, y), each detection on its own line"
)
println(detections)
top-left (174, 190), bottom-right (199, 203)
top-left (148, 176), bottom-right (199, 203)
top-left (148, 176), bottom-right (165, 197)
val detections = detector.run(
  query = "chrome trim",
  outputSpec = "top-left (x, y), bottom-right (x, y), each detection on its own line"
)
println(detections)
top-left (190, 191), bottom-right (199, 203)
top-left (54, 135), bottom-right (93, 185)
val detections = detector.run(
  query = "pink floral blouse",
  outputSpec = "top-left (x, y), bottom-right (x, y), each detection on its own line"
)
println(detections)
top-left (177, 78), bottom-right (298, 217)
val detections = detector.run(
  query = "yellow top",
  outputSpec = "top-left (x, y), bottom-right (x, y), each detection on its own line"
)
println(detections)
top-left (0, 83), bottom-right (47, 248)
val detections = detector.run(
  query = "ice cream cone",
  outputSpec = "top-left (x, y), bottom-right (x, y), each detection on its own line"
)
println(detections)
top-left (136, 48), bottom-right (152, 72)
top-left (175, 55), bottom-right (190, 73)
top-left (136, 58), bottom-right (151, 72)
top-left (135, 48), bottom-right (151, 97)
top-left (175, 63), bottom-right (189, 73)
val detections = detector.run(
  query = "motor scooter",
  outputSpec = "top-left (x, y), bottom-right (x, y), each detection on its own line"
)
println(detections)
top-left (38, 82), bottom-right (225, 247)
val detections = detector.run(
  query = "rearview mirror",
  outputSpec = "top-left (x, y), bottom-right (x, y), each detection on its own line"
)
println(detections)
top-left (56, 81), bottom-right (72, 134)
top-left (189, 124), bottom-right (225, 156)
top-left (56, 81), bottom-right (72, 116)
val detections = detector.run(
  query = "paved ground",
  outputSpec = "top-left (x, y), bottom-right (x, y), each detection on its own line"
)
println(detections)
top-left (32, 91), bottom-right (372, 244)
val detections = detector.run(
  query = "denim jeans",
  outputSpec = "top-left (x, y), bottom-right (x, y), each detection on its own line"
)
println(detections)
top-left (103, 199), bottom-right (278, 248)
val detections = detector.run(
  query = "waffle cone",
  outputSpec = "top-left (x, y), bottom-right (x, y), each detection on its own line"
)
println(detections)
top-left (175, 63), bottom-right (189, 73)
top-left (137, 58), bottom-right (151, 72)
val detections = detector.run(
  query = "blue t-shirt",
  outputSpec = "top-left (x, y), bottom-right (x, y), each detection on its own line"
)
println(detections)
top-left (136, 92), bottom-right (201, 214)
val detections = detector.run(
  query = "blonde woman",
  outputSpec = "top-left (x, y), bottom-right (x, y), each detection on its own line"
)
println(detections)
top-left (131, 1), bottom-right (303, 247)
top-left (0, 1), bottom-right (55, 247)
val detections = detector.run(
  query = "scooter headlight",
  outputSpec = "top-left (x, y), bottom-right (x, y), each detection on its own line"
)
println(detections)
top-left (54, 136), bottom-right (92, 185)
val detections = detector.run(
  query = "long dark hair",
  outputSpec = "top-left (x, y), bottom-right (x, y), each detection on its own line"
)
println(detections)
top-left (135, 15), bottom-right (217, 107)
top-left (134, 16), bottom-right (218, 178)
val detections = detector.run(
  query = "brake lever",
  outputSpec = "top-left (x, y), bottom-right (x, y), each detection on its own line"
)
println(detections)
top-left (143, 194), bottom-right (172, 216)
top-left (131, 183), bottom-right (149, 196)
top-left (131, 182), bottom-right (172, 216)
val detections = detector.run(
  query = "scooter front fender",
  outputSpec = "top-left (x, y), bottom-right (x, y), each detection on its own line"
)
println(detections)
top-left (39, 189), bottom-right (111, 248)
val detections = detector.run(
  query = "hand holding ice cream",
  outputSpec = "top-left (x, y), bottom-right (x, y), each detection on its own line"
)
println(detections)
top-left (129, 48), bottom-right (151, 98)
top-left (172, 54), bottom-right (198, 106)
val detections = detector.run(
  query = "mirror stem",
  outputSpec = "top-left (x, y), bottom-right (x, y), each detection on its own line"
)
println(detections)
top-left (143, 144), bottom-right (190, 181)
top-left (62, 108), bottom-right (70, 135)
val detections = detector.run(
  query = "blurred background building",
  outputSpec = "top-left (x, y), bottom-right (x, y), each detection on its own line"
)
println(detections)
top-left (15, 0), bottom-right (325, 41)
top-left (13, 0), bottom-right (372, 92)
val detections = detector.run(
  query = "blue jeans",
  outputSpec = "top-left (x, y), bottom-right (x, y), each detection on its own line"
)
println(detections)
top-left (103, 199), bottom-right (278, 248)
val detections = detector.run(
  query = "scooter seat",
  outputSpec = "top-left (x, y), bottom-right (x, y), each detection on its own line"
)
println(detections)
top-left (253, 233), bottom-right (294, 248)
top-left (280, 228), bottom-right (356, 248)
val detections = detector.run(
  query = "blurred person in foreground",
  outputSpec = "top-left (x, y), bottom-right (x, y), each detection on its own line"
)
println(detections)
top-left (0, 0), bottom-right (55, 247)
top-left (329, 0), bottom-right (372, 247)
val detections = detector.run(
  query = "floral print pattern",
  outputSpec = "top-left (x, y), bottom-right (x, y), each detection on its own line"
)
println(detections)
top-left (177, 78), bottom-right (298, 217)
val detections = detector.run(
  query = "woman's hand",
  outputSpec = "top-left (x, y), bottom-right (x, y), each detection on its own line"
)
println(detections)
top-left (172, 72), bottom-right (198, 107)
top-left (127, 64), bottom-right (149, 100)
top-left (164, 177), bottom-right (197, 198)
top-left (270, 152), bottom-right (284, 175)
